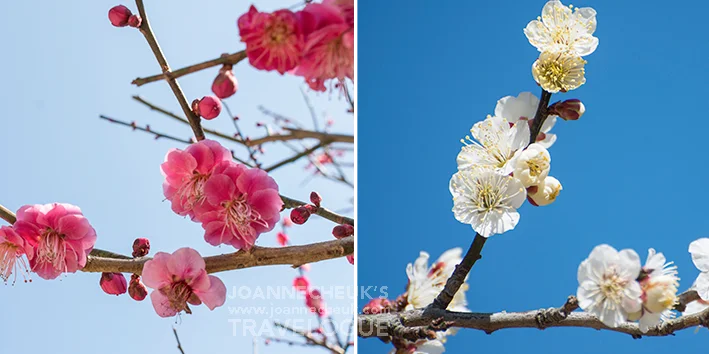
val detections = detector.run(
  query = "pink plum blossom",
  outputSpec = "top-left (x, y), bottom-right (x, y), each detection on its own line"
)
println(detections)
top-left (198, 161), bottom-right (283, 250)
top-left (305, 289), bottom-right (328, 317)
top-left (295, 3), bottom-right (353, 91)
top-left (100, 272), bottom-right (127, 295)
top-left (276, 232), bottom-right (289, 246)
top-left (0, 226), bottom-right (30, 283)
top-left (161, 139), bottom-right (232, 220)
top-left (13, 203), bottom-right (97, 280)
top-left (238, 6), bottom-right (304, 74)
top-left (142, 247), bottom-right (226, 317)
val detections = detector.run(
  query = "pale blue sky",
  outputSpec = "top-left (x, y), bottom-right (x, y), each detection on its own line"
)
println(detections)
top-left (0, 1), bottom-right (353, 353)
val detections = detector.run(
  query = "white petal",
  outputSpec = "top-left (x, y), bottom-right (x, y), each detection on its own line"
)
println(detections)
top-left (689, 238), bottom-right (709, 272)
top-left (621, 281), bottom-right (643, 314)
top-left (577, 259), bottom-right (591, 284)
top-left (541, 0), bottom-right (571, 29)
top-left (588, 244), bottom-right (619, 269)
top-left (638, 312), bottom-right (662, 333)
top-left (694, 273), bottom-right (709, 301)
top-left (683, 300), bottom-right (709, 316)
top-left (618, 249), bottom-right (642, 279)
top-left (510, 120), bottom-right (531, 150)
top-left (541, 115), bottom-right (557, 133)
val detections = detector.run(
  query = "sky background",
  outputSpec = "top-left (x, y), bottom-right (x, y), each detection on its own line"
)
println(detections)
top-left (0, 1), bottom-right (353, 354)
top-left (358, 0), bottom-right (709, 353)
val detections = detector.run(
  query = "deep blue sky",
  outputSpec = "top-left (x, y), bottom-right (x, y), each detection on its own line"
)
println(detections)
top-left (358, 0), bottom-right (709, 352)
top-left (0, 1), bottom-right (353, 354)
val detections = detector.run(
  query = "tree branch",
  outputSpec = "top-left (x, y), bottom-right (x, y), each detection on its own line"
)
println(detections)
top-left (273, 322), bottom-right (345, 354)
top-left (280, 195), bottom-right (354, 225)
top-left (134, 0), bottom-right (205, 141)
top-left (265, 143), bottom-right (325, 172)
top-left (359, 293), bottom-right (709, 340)
top-left (132, 51), bottom-right (247, 87)
top-left (172, 327), bottom-right (186, 354)
top-left (246, 128), bottom-right (354, 146)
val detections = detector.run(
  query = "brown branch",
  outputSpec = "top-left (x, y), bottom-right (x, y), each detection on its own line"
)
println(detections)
top-left (529, 89), bottom-right (552, 143)
top-left (134, 0), bottom-right (205, 141)
top-left (262, 337), bottom-right (315, 348)
top-left (172, 328), bottom-right (186, 354)
top-left (265, 143), bottom-right (325, 172)
top-left (0, 204), bottom-right (17, 224)
top-left (281, 195), bottom-right (354, 225)
top-left (247, 128), bottom-right (353, 146)
top-left (360, 293), bottom-right (709, 340)
top-left (274, 322), bottom-right (345, 354)
top-left (82, 236), bottom-right (353, 274)
top-left (132, 51), bottom-right (247, 87)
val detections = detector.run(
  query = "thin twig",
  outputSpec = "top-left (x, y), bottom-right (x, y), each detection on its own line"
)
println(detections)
top-left (99, 115), bottom-right (194, 144)
top-left (265, 143), bottom-right (325, 172)
top-left (172, 328), bottom-right (186, 354)
top-left (134, 0), bottom-right (205, 141)
top-left (247, 128), bottom-right (354, 146)
top-left (274, 322), bottom-right (345, 354)
top-left (327, 316), bottom-right (344, 349)
top-left (133, 51), bottom-right (247, 87)
top-left (223, 101), bottom-right (260, 167)
top-left (280, 195), bottom-right (354, 225)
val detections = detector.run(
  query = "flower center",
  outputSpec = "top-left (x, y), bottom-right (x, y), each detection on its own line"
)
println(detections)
top-left (220, 194), bottom-right (269, 241)
top-left (175, 173), bottom-right (209, 211)
top-left (0, 242), bottom-right (29, 283)
top-left (162, 280), bottom-right (194, 314)
top-left (599, 269), bottom-right (626, 307)
top-left (36, 229), bottom-right (67, 273)
top-left (526, 153), bottom-right (550, 177)
top-left (266, 21), bottom-right (289, 44)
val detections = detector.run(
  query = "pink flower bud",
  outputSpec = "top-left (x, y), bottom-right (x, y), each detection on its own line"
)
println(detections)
top-left (332, 224), bottom-right (354, 239)
top-left (132, 238), bottom-right (150, 258)
top-left (299, 263), bottom-right (311, 272)
top-left (305, 289), bottom-right (328, 317)
top-left (276, 232), bottom-right (289, 247)
top-left (290, 206), bottom-right (312, 225)
top-left (127, 14), bottom-right (142, 28)
top-left (551, 99), bottom-right (585, 121)
top-left (282, 216), bottom-right (293, 227)
top-left (211, 69), bottom-right (238, 99)
top-left (362, 298), bottom-right (391, 314)
top-left (128, 274), bottom-right (148, 301)
top-left (108, 5), bottom-right (132, 27)
top-left (292, 276), bottom-right (310, 292)
top-left (197, 95), bottom-right (222, 120)
top-left (309, 191), bottom-right (322, 207)
top-left (100, 272), bottom-right (127, 295)
top-left (347, 254), bottom-right (354, 265)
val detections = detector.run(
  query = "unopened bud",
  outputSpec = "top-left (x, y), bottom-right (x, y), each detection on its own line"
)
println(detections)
top-left (347, 254), bottom-right (354, 265)
top-left (292, 276), bottom-right (310, 292)
top-left (100, 272), bottom-right (127, 295)
top-left (282, 216), bottom-right (293, 227)
top-left (128, 274), bottom-right (148, 301)
top-left (127, 14), bottom-right (142, 28)
top-left (332, 224), bottom-right (354, 239)
top-left (108, 5), bottom-right (132, 27)
top-left (309, 191), bottom-right (322, 207)
top-left (290, 206), bottom-right (313, 225)
top-left (362, 298), bottom-right (391, 314)
top-left (132, 238), bottom-right (150, 257)
top-left (527, 176), bottom-right (562, 207)
top-left (551, 99), bottom-right (585, 121)
top-left (211, 68), bottom-right (238, 99)
top-left (276, 232), bottom-right (288, 246)
top-left (197, 95), bottom-right (222, 120)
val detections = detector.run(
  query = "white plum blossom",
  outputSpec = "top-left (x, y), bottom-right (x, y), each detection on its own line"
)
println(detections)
top-left (524, 0), bottom-right (598, 57)
top-left (512, 143), bottom-right (551, 188)
top-left (682, 280), bottom-right (709, 316)
top-left (495, 92), bottom-right (558, 148)
top-left (688, 238), bottom-right (709, 300)
top-left (405, 248), bottom-right (468, 312)
top-left (450, 167), bottom-right (527, 237)
top-left (532, 51), bottom-right (586, 93)
top-left (395, 249), bottom-right (469, 354)
top-left (577, 245), bottom-right (643, 328)
top-left (629, 249), bottom-right (679, 333)
top-left (457, 115), bottom-right (530, 174)
top-left (527, 176), bottom-right (562, 206)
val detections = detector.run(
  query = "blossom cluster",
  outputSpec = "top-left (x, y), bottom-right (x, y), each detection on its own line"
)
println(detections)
top-left (576, 239), bottom-right (709, 331)
top-left (524, 0), bottom-right (597, 93)
top-left (238, 0), bottom-right (354, 91)
top-left (161, 139), bottom-right (283, 250)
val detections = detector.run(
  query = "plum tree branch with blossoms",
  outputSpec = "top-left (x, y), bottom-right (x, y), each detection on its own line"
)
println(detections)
top-left (1, 1), bottom-right (354, 353)
top-left (358, 1), bottom-right (709, 352)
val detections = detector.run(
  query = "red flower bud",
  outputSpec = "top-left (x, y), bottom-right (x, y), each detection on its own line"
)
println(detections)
top-left (550, 99), bottom-right (585, 121)
top-left (347, 254), bottom-right (354, 265)
top-left (128, 274), bottom-right (148, 301)
top-left (290, 206), bottom-right (312, 225)
top-left (108, 5), bottom-right (132, 27)
top-left (211, 69), bottom-right (238, 99)
top-left (132, 238), bottom-right (150, 257)
top-left (332, 224), bottom-right (354, 239)
top-left (309, 191), bottom-right (322, 207)
top-left (276, 232), bottom-right (288, 247)
top-left (127, 14), bottom-right (142, 28)
top-left (197, 95), bottom-right (222, 120)
top-left (100, 272), bottom-right (127, 295)
top-left (292, 276), bottom-right (310, 292)
top-left (362, 298), bottom-right (391, 314)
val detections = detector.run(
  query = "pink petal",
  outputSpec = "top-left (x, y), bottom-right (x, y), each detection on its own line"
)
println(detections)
top-left (203, 174), bottom-right (236, 206)
top-left (37, 203), bottom-right (67, 228)
top-left (30, 259), bottom-right (63, 280)
top-left (249, 189), bottom-right (284, 221)
top-left (141, 253), bottom-right (172, 289)
top-left (200, 140), bottom-right (232, 165)
top-left (203, 221), bottom-right (230, 246)
top-left (186, 141), bottom-right (216, 174)
top-left (196, 275), bottom-right (227, 310)
top-left (236, 169), bottom-right (279, 196)
top-left (56, 214), bottom-right (91, 240)
top-left (187, 269), bottom-right (211, 292)
top-left (166, 248), bottom-right (206, 281)
top-left (150, 290), bottom-right (179, 318)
